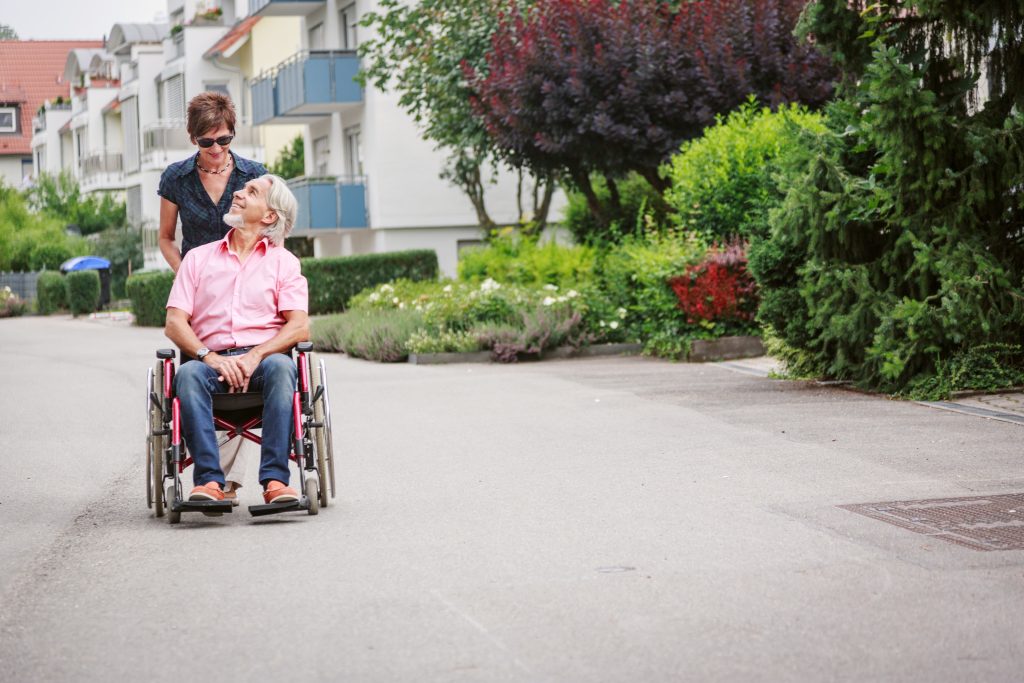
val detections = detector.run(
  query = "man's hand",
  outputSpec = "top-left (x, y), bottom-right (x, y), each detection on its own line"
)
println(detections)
top-left (204, 352), bottom-right (246, 391)
top-left (233, 351), bottom-right (262, 392)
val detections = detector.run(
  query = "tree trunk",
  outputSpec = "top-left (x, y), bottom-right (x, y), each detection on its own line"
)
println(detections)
top-left (570, 168), bottom-right (609, 228)
top-left (638, 166), bottom-right (669, 194)
top-left (530, 175), bottom-right (556, 235)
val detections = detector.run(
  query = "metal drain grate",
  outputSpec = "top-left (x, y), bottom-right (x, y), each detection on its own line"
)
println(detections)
top-left (840, 493), bottom-right (1024, 551)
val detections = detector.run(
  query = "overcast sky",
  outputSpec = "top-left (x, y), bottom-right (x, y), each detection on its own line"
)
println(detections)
top-left (3, 0), bottom-right (168, 41)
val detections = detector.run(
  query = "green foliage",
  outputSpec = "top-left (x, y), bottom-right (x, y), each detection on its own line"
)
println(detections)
top-left (268, 135), bottom-right (305, 180)
top-left (0, 23), bottom-right (19, 40)
top-left (300, 250), bottom-right (439, 315)
top-left (407, 328), bottom-right (482, 354)
top-left (66, 270), bottom-right (100, 316)
top-left (562, 173), bottom-right (668, 246)
top-left (28, 242), bottom-right (74, 271)
top-left (311, 309), bottom-right (424, 362)
top-left (752, 3), bottom-right (1024, 393)
top-left (0, 181), bottom-right (87, 271)
top-left (36, 272), bottom-right (67, 314)
top-left (457, 231), bottom-right (597, 287)
top-left (26, 172), bottom-right (126, 235)
top-left (0, 286), bottom-right (27, 318)
top-left (909, 344), bottom-right (1024, 401)
top-left (665, 100), bottom-right (827, 242)
top-left (598, 232), bottom-right (707, 357)
top-left (125, 271), bottom-right (175, 327)
top-left (93, 226), bottom-right (143, 299)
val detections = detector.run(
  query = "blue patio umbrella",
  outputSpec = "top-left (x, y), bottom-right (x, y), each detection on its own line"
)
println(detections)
top-left (59, 256), bottom-right (111, 272)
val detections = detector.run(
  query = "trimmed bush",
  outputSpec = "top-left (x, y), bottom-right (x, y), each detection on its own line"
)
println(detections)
top-left (458, 231), bottom-right (597, 288)
top-left (36, 271), bottom-right (67, 314)
top-left (301, 249), bottom-right (438, 315)
top-left (29, 243), bottom-right (74, 271)
top-left (664, 100), bottom-right (826, 242)
top-left (66, 270), bottom-right (100, 316)
top-left (126, 271), bottom-right (175, 327)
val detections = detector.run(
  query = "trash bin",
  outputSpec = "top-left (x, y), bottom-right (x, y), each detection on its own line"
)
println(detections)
top-left (60, 256), bottom-right (111, 309)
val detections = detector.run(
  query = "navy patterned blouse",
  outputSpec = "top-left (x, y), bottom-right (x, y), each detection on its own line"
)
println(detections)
top-left (157, 151), bottom-right (268, 258)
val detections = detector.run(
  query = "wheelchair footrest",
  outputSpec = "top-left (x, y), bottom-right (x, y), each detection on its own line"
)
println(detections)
top-left (248, 499), bottom-right (307, 517)
top-left (172, 499), bottom-right (235, 514)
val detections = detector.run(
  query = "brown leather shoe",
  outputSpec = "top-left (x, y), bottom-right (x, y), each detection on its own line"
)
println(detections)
top-left (263, 480), bottom-right (298, 504)
top-left (189, 482), bottom-right (224, 501)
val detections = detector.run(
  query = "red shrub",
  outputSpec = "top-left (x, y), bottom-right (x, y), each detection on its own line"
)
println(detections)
top-left (669, 242), bottom-right (758, 324)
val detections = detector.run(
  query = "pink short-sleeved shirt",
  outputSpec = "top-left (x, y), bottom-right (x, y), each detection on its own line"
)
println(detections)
top-left (166, 229), bottom-right (308, 350)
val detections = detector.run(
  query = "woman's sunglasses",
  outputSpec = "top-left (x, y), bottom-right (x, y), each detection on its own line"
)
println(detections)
top-left (196, 135), bottom-right (234, 148)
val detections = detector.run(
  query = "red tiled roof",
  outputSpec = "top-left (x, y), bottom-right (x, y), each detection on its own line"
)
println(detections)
top-left (0, 40), bottom-right (103, 156)
top-left (204, 16), bottom-right (261, 59)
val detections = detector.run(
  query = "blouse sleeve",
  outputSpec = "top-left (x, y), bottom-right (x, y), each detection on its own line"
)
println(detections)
top-left (157, 165), bottom-right (178, 205)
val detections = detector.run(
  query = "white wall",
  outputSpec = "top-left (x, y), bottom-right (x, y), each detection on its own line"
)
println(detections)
top-left (0, 157), bottom-right (26, 186)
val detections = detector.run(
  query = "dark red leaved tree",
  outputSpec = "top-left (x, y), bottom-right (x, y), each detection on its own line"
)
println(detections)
top-left (467, 0), bottom-right (835, 226)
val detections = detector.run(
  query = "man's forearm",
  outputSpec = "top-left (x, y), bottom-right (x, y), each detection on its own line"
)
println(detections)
top-left (250, 314), bottom-right (310, 360)
top-left (165, 315), bottom-right (206, 357)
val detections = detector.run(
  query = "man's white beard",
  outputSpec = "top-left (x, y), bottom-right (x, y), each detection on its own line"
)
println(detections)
top-left (223, 212), bottom-right (243, 228)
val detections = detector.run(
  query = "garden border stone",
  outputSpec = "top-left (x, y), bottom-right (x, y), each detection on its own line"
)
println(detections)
top-left (689, 335), bottom-right (764, 362)
top-left (408, 343), bottom-right (643, 365)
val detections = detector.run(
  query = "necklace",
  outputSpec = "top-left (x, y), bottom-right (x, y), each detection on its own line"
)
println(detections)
top-left (197, 157), bottom-right (233, 175)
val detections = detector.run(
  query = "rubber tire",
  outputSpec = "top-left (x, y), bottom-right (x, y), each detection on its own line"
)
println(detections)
top-left (311, 360), bottom-right (331, 507)
top-left (166, 484), bottom-right (180, 525)
top-left (150, 364), bottom-right (166, 518)
top-left (305, 477), bottom-right (319, 516)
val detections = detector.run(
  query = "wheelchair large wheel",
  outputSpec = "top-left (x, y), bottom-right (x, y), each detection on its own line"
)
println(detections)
top-left (312, 358), bottom-right (336, 507)
top-left (146, 365), bottom-right (166, 517)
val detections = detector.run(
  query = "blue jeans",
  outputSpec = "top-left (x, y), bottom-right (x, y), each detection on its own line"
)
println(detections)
top-left (175, 353), bottom-right (296, 488)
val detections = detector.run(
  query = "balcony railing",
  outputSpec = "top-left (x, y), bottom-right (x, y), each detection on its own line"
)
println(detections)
top-left (289, 176), bottom-right (368, 230)
top-left (81, 151), bottom-right (123, 176)
top-left (251, 50), bottom-right (362, 126)
top-left (142, 120), bottom-right (261, 165)
top-left (249, 0), bottom-right (324, 17)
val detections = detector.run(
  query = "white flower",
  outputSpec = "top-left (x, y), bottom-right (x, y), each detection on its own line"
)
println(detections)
top-left (443, 284), bottom-right (453, 293)
top-left (599, 320), bottom-right (606, 327)
top-left (617, 307), bottom-right (627, 319)
top-left (392, 297), bottom-right (400, 305)
top-left (480, 277), bottom-right (501, 292)
top-left (543, 283), bottom-right (559, 291)
top-left (566, 289), bottom-right (579, 298)
top-left (609, 321), bottom-right (619, 330)
top-left (368, 292), bottom-right (380, 302)
top-left (398, 302), bottom-right (406, 309)
top-left (380, 284), bottom-right (394, 293)
top-left (542, 297), bottom-right (556, 306)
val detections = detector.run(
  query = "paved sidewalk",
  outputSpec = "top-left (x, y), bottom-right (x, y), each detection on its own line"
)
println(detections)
top-left (0, 317), bottom-right (1022, 682)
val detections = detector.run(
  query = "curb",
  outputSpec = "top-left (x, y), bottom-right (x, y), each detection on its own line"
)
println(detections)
top-left (408, 342), bottom-right (644, 365)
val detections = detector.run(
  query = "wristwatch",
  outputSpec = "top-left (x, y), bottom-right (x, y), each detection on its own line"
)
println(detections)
top-left (196, 347), bottom-right (211, 361)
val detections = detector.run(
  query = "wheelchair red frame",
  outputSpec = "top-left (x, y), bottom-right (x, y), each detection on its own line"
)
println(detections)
top-left (146, 341), bottom-right (336, 523)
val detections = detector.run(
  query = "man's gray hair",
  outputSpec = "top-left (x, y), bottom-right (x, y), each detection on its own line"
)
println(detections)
top-left (261, 173), bottom-right (297, 246)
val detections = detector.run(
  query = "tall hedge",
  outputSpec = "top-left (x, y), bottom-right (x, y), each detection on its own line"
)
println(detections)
top-left (126, 271), bottom-right (174, 327)
top-left (36, 271), bottom-right (67, 314)
top-left (751, 2), bottom-right (1024, 394)
top-left (301, 249), bottom-right (438, 315)
top-left (66, 270), bottom-right (100, 317)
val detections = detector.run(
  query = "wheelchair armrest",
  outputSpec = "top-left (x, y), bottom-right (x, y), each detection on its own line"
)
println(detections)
top-left (296, 341), bottom-right (313, 353)
top-left (156, 348), bottom-right (176, 359)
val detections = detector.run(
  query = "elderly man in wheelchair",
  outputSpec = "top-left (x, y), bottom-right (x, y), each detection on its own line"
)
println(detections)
top-left (145, 173), bottom-right (335, 523)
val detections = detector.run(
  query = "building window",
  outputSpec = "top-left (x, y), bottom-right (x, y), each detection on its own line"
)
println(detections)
top-left (313, 136), bottom-right (329, 176)
top-left (123, 96), bottom-right (140, 173)
top-left (0, 107), bottom-right (16, 133)
top-left (344, 125), bottom-right (362, 177)
top-left (308, 22), bottom-right (325, 50)
top-left (203, 83), bottom-right (230, 99)
top-left (340, 4), bottom-right (358, 49)
top-left (161, 75), bottom-right (185, 121)
top-left (126, 185), bottom-right (143, 227)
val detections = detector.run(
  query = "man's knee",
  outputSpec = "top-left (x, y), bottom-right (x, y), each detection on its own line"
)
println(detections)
top-left (175, 359), bottom-right (212, 391)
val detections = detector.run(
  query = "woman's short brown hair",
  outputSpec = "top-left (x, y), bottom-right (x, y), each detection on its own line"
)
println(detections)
top-left (186, 91), bottom-right (236, 139)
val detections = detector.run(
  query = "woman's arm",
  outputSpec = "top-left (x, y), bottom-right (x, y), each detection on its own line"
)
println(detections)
top-left (159, 198), bottom-right (182, 273)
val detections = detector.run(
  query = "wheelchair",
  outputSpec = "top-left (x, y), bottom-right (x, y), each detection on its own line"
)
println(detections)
top-left (145, 341), bottom-right (336, 523)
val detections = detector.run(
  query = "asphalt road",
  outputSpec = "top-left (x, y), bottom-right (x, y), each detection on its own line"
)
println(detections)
top-left (1, 316), bottom-right (1022, 682)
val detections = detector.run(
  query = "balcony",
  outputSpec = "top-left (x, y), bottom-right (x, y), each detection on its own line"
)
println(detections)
top-left (141, 120), bottom-right (262, 167)
top-left (249, 0), bottom-right (324, 17)
top-left (289, 177), bottom-right (368, 231)
top-left (80, 151), bottom-right (125, 192)
top-left (251, 50), bottom-right (362, 126)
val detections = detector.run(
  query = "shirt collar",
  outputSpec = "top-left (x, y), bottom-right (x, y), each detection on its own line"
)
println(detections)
top-left (219, 227), bottom-right (271, 255)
